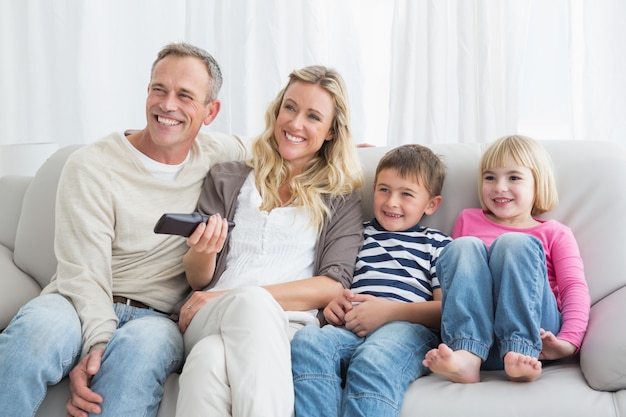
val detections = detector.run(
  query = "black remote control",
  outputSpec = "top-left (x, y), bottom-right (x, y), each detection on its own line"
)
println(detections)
top-left (154, 213), bottom-right (235, 237)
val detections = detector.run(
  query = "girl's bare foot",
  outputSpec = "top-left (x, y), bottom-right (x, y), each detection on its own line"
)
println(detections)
top-left (503, 352), bottom-right (542, 382)
top-left (422, 344), bottom-right (481, 383)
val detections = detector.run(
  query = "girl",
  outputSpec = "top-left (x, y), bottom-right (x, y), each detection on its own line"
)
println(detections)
top-left (423, 135), bottom-right (590, 383)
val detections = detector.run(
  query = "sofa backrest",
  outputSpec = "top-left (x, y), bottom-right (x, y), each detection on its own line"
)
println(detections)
top-left (13, 145), bottom-right (83, 289)
top-left (358, 143), bottom-right (483, 235)
top-left (362, 140), bottom-right (626, 306)
top-left (539, 140), bottom-right (626, 304)
top-left (0, 176), bottom-right (32, 251)
top-left (9, 140), bottom-right (626, 307)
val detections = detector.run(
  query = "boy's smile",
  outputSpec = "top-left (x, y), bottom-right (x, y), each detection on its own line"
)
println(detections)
top-left (373, 168), bottom-right (441, 232)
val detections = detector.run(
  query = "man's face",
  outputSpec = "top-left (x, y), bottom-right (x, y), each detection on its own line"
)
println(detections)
top-left (145, 55), bottom-right (219, 151)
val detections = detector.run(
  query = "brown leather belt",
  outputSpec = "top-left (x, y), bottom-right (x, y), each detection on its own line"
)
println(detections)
top-left (112, 296), bottom-right (168, 315)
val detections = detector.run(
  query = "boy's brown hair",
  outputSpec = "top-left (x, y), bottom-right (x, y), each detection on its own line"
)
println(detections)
top-left (375, 144), bottom-right (446, 198)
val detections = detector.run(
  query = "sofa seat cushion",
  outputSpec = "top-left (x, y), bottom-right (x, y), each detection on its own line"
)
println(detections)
top-left (401, 359), bottom-right (616, 416)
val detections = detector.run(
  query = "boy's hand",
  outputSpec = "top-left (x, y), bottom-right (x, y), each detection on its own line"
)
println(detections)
top-left (323, 289), bottom-right (355, 325)
top-left (344, 294), bottom-right (391, 337)
top-left (539, 328), bottom-right (576, 360)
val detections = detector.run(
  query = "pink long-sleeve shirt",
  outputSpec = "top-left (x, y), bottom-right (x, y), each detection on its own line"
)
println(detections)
top-left (452, 208), bottom-right (590, 350)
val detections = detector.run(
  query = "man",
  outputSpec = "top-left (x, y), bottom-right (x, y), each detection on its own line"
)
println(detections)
top-left (0, 43), bottom-right (247, 417)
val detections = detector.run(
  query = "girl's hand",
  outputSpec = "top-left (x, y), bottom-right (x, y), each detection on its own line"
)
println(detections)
top-left (539, 328), bottom-right (577, 360)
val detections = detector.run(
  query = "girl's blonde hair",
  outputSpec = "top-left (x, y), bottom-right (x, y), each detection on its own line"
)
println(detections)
top-left (248, 65), bottom-right (363, 231)
top-left (479, 135), bottom-right (558, 215)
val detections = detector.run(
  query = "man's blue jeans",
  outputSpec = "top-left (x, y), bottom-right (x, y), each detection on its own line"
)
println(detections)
top-left (291, 320), bottom-right (438, 417)
top-left (0, 293), bottom-right (183, 417)
top-left (437, 233), bottom-right (561, 369)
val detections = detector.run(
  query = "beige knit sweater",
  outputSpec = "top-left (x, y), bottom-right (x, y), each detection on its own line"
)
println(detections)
top-left (42, 131), bottom-right (247, 357)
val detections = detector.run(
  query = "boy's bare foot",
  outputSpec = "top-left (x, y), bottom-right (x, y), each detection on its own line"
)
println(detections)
top-left (422, 343), bottom-right (481, 383)
top-left (503, 352), bottom-right (542, 382)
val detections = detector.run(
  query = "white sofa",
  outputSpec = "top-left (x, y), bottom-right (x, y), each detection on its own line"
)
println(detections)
top-left (2, 140), bottom-right (626, 417)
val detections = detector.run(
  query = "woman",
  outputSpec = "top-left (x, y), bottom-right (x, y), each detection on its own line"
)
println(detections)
top-left (175, 65), bottom-right (364, 417)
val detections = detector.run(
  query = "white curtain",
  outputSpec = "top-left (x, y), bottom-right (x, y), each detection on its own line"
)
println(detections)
top-left (0, 0), bottom-right (624, 149)
top-left (388, 1), bottom-right (531, 144)
top-left (386, 0), bottom-right (626, 146)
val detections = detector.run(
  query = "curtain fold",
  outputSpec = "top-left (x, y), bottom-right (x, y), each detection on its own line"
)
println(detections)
top-left (387, 0), bottom-right (532, 146)
top-left (0, 0), bottom-right (623, 148)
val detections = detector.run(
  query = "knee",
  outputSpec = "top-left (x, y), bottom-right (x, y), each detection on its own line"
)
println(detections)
top-left (225, 286), bottom-right (285, 325)
top-left (109, 316), bottom-right (183, 366)
top-left (492, 233), bottom-right (543, 255)
top-left (291, 325), bottom-right (323, 359)
top-left (231, 286), bottom-right (281, 311)
top-left (21, 294), bottom-right (79, 325)
top-left (446, 236), bottom-right (483, 253)
top-left (439, 237), bottom-right (485, 264)
top-left (1, 294), bottom-right (81, 367)
top-left (291, 326), bottom-right (340, 375)
top-left (6, 294), bottom-right (80, 343)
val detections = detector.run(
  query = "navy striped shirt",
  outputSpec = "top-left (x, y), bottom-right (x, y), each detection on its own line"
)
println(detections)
top-left (351, 219), bottom-right (451, 303)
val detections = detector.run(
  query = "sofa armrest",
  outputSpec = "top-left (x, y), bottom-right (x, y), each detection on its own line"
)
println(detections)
top-left (580, 285), bottom-right (626, 391)
top-left (0, 175), bottom-right (32, 251)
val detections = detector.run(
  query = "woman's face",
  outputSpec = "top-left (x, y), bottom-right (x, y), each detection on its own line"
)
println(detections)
top-left (273, 81), bottom-right (335, 174)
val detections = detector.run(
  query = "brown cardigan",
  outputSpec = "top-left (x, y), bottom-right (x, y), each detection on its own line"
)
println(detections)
top-left (196, 160), bottom-right (364, 291)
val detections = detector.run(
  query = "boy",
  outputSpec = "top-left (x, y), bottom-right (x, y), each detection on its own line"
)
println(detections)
top-left (291, 144), bottom-right (451, 417)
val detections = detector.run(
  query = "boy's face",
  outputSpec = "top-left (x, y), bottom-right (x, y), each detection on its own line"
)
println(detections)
top-left (373, 168), bottom-right (442, 232)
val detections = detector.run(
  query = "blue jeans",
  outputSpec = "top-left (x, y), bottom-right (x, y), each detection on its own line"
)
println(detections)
top-left (0, 293), bottom-right (183, 417)
top-left (437, 233), bottom-right (561, 370)
top-left (291, 321), bottom-right (438, 417)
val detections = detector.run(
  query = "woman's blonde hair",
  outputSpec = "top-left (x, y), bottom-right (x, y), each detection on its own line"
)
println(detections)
top-left (248, 65), bottom-right (363, 231)
top-left (479, 135), bottom-right (558, 216)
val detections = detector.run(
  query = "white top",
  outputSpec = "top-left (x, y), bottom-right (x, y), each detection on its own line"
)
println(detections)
top-left (211, 172), bottom-right (319, 325)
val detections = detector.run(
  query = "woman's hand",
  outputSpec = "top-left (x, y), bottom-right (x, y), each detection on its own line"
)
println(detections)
top-left (539, 328), bottom-right (577, 360)
top-left (187, 214), bottom-right (229, 255)
top-left (183, 214), bottom-right (229, 290)
top-left (178, 290), bottom-right (227, 333)
top-left (323, 289), bottom-right (355, 325)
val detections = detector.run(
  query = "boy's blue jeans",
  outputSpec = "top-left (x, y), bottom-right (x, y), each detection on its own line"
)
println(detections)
top-left (0, 293), bottom-right (183, 417)
top-left (291, 320), bottom-right (438, 417)
top-left (437, 233), bottom-right (561, 369)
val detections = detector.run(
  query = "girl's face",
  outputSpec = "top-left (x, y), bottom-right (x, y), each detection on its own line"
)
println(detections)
top-left (273, 81), bottom-right (335, 174)
top-left (481, 159), bottom-right (538, 227)
top-left (373, 168), bottom-right (441, 232)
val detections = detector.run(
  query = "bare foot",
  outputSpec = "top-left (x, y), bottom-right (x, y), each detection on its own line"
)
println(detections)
top-left (422, 344), bottom-right (481, 383)
top-left (503, 352), bottom-right (542, 382)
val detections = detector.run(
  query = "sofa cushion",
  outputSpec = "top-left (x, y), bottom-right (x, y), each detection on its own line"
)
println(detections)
top-left (540, 140), bottom-right (626, 305)
top-left (357, 143), bottom-right (482, 234)
top-left (13, 145), bottom-right (83, 289)
top-left (0, 245), bottom-right (42, 329)
top-left (0, 176), bottom-right (32, 250)
top-left (580, 286), bottom-right (626, 391)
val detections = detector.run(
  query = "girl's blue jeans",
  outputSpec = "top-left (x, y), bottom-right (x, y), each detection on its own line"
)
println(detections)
top-left (437, 233), bottom-right (561, 369)
top-left (291, 320), bottom-right (438, 417)
top-left (0, 293), bottom-right (183, 417)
